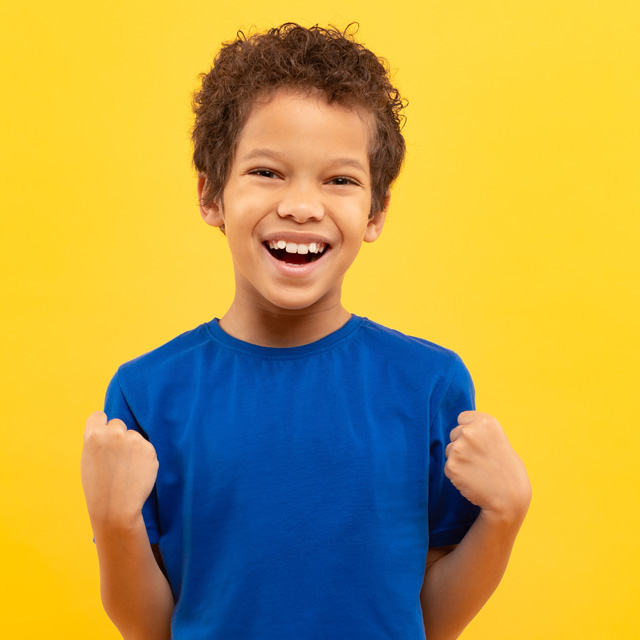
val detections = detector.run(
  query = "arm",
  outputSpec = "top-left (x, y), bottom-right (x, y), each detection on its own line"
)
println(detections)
top-left (421, 411), bottom-right (531, 640)
top-left (82, 411), bottom-right (174, 640)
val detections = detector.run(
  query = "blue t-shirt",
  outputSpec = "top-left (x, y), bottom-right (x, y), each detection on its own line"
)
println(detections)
top-left (105, 315), bottom-right (480, 639)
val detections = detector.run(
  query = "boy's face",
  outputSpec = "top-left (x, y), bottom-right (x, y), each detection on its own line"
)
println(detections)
top-left (199, 89), bottom-right (387, 315)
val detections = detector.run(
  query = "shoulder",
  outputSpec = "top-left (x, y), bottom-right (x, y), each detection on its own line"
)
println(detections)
top-left (114, 320), bottom-right (217, 392)
top-left (107, 320), bottom-right (221, 428)
top-left (355, 317), bottom-right (467, 373)
top-left (353, 318), bottom-right (475, 424)
top-left (350, 317), bottom-right (473, 404)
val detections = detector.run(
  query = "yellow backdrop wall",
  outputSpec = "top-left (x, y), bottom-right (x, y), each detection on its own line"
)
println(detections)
top-left (1, 1), bottom-right (638, 637)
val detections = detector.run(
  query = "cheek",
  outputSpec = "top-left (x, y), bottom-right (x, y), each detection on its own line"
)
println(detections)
top-left (223, 224), bottom-right (253, 259)
top-left (344, 216), bottom-right (371, 243)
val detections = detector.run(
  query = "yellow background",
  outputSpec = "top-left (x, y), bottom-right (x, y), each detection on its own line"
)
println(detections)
top-left (1, 0), bottom-right (638, 637)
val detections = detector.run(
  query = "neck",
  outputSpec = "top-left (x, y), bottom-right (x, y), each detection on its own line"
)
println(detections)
top-left (219, 301), bottom-right (351, 348)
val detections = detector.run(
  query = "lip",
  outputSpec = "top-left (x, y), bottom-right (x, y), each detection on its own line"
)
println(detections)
top-left (261, 241), bottom-right (331, 277)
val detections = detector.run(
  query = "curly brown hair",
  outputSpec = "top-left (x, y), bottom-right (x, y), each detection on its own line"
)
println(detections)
top-left (192, 23), bottom-right (407, 219)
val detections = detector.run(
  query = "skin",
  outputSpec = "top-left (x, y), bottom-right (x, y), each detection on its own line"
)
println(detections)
top-left (81, 89), bottom-right (531, 640)
top-left (81, 412), bottom-right (173, 640)
top-left (198, 89), bottom-right (387, 347)
top-left (421, 411), bottom-right (531, 639)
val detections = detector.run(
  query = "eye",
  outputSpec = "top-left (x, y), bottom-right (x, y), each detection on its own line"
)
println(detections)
top-left (249, 169), bottom-right (280, 179)
top-left (328, 176), bottom-right (360, 186)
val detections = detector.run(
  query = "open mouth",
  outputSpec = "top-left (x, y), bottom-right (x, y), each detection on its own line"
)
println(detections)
top-left (264, 240), bottom-right (330, 265)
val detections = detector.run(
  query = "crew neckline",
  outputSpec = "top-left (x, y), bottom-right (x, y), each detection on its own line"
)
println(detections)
top-left (205, 314), bottom-right (365, 359)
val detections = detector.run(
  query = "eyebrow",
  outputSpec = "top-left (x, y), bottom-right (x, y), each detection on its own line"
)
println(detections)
top-left (239, 148), bottom-right (368, 174)
top-left (239, 149), bottom-right (283, 163)
top-left (328, 158), bottom-right (368, 174)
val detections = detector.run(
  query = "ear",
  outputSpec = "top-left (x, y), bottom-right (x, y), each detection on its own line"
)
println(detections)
top-left (363, 192), bottom-right (390, 243)
top-left (198, 175), bottom-right (225, 229)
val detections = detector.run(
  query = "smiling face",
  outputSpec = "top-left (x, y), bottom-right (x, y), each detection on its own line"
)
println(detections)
top-left (199, 89), bottom-right (387, 319)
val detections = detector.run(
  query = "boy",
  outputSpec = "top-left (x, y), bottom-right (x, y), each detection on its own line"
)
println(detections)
top-left (81, 23), bottom-right (531, 640)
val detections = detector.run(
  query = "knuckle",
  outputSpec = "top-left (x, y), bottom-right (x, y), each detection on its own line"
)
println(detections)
top-left (462, 425), bottom-right (476, 441)
top-left (86, 410), bottom-right (106, 428)
top-left (125, 429), bottom-right (155, 451)
top-left (85, 421), bottom-right (127, 447)
top-left (83, 429), bottom-right (107, 450)
top-left (454, 426), bottom-right (471, 444)
top-left (83, 422), bottom-right (104, 439)
top-left (444, 459), bottom-right (453, 477)
top-left (124, 429), bottom-right (144, 446)
top-left (481, 413), bottom-right (498, 427)
top-left (444, 458), bottom-right (458, 480)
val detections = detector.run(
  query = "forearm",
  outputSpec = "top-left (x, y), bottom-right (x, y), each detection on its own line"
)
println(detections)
top-left (93, 514), bottom-right (174, 640)
top-left (421, 508), bottom-right (527, 640)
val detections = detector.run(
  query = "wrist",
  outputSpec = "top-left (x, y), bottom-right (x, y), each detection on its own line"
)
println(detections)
top-left (478, 492), bottom-right (531, 533)
top-left (479, 466), bottom-right (532, 525)
top-left (90, 508), bottom-right (146, 542)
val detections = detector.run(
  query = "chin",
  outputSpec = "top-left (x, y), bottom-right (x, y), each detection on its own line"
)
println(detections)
top-left (263, 290), bottom-right (333, 314)
top-left (266, 298), bottom-right (322, 313)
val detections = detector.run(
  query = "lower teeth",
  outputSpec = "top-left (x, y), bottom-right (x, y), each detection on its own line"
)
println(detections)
top-left (267, 246), bottom-right (324, 264)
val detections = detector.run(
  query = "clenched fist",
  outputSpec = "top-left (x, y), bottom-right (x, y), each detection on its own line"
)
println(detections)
top-left (81, 411), bottom-right (159, 530)
top-left (445, 411), bottom-right (531, 521)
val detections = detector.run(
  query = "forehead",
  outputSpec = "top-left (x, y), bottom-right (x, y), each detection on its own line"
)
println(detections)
top-left (236, 89), bottom-right (374, 162)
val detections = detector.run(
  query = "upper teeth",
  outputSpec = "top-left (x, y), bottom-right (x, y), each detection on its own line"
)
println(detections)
top-left (267, 240), bottom-right (327, 255)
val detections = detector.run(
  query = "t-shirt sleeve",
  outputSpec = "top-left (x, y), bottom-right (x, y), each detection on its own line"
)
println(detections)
top-left (104, 371), bottom-right (162, 544)
top-left (428, 355), bottom-right (481, 547)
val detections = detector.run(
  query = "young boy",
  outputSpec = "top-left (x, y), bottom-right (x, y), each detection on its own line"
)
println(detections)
top-left (81, 23), bottom-right (531, 640)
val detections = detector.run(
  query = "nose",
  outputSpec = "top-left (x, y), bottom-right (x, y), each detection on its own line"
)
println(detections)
top-left (276, 183), bottom-right (324, 223)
